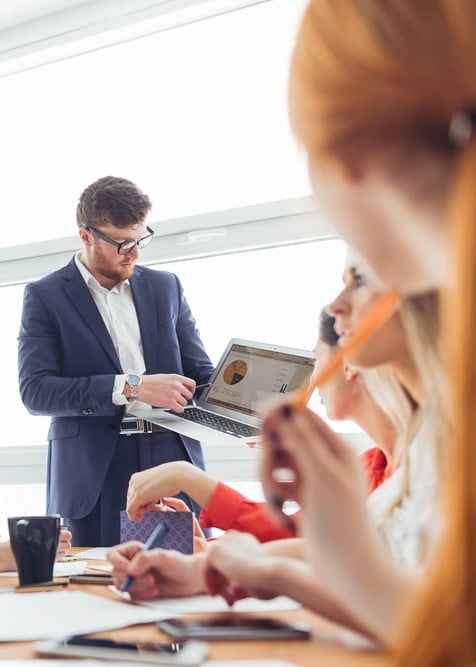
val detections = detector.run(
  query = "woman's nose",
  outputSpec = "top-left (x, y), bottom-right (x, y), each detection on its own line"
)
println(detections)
top-left (327, 291), bottom-right (348, 316)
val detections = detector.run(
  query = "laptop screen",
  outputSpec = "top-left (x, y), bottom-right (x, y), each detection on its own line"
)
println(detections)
top-left (200, 341), bottom-right (315, 418)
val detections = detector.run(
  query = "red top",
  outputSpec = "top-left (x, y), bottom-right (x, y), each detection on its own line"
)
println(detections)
top-left (362, 446), bottom-right (391, 492)
top-left (199, 447), bottom-right (389, 542)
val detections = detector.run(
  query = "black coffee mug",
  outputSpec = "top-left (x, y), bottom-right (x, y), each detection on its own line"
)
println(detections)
top-left (8, 515), bottom-right (60, 586)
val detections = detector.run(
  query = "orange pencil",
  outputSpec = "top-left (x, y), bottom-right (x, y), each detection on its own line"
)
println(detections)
top-left (293, 289), bottom-right (402, 408)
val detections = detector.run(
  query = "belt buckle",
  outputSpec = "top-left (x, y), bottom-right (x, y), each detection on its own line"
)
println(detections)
top-left (120, 417), bottom-right (152, 435)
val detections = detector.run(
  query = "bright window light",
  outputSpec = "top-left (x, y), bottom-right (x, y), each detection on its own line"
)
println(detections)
top-left (2, 238), bottom-right (356, 448)
top-left (0, 0), bottom-right (310, 246)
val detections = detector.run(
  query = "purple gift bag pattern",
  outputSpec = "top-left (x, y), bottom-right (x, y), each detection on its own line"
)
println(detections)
top-left (120, 510), bottom-right (193, 554)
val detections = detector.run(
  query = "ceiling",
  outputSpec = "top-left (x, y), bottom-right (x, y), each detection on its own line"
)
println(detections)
top-left (0, 0), bottom-right (270, 77)
top-left (0, 0), bottom-right (90, 31)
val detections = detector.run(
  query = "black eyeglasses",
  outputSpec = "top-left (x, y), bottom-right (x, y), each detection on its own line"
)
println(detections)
top-left (86, 225), bottom-right (155, 255)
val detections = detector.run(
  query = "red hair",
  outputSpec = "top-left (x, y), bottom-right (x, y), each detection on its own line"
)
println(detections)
top-left (289, 1), bottom-right (475, 166)
top-left (289, 1), bottom-right (476, 663)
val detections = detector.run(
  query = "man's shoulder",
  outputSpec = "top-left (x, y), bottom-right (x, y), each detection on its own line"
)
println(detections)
top-left (27, 259), bottom-right (76, 290)
top-left (135, 265), bottom-right (179, 286)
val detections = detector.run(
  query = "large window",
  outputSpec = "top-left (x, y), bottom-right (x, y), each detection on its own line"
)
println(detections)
top-left (4, 237), bottom-right (350, 449)
top-left (0, 0), bottom-right (365, 531)
top-left (0, 237), bottom-right (352, 537)
top-left (0, 0), bottom-right (309, 246)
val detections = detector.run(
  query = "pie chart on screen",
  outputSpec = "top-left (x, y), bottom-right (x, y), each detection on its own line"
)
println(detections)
top-left (223, 360), bottom-right (248, 385)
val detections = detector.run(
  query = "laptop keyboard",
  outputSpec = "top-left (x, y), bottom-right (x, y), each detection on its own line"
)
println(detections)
top-left (165, 407), bottom-right (260, 438)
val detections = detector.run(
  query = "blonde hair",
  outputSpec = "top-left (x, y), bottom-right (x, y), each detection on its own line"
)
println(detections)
top-left (397, 292), bottom-right (448, 464)
top-left (363, 364), bottom-right (413, 454)
top-left (290, 1), bottom-right (476, 662)
top-left (364, 292), bottom-right (445, 500)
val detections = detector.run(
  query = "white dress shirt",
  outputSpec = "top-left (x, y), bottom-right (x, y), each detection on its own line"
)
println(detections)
top-left (75, 252), bottom-right (149, 412)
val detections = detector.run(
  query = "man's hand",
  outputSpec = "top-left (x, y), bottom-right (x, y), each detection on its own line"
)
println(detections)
top-left (139, 374), bottom-right (196, 412)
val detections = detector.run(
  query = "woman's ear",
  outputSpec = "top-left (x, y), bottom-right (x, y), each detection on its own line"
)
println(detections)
top-left (344, 366), bottom-right (360, 383)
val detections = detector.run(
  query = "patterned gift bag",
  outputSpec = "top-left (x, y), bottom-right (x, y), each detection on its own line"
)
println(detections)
top-left (120, 510), bottom-right (193, 554)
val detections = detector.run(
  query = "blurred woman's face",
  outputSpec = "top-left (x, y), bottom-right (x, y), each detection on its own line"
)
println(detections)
top-left (314, 340), bottom-right (358, 421)
top-left (309, 161), bottom-right (450, 295)
top-left (327, 251), bottom-right (409, 369)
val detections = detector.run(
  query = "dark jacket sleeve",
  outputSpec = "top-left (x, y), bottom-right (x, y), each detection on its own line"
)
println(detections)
top-left (18, 281), bottom-right (118, 418)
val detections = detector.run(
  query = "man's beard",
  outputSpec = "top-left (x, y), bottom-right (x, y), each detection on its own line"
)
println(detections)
top-left (94, 248), bottom-right (135, 285)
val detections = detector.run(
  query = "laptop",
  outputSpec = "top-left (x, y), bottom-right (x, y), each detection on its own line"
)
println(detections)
top-left (132, 338), bottom-right (315, 445)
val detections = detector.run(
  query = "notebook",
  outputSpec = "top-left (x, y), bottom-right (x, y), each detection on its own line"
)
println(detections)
top-left (132, 338), bottom-right (315, 445)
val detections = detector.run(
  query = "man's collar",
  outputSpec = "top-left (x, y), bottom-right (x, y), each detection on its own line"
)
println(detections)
top-left (74, 251), bottom-right (130, 292)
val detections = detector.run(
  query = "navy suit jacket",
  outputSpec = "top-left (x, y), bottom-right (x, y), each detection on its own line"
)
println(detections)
top-left (18, 258), bottom-right (214, 519)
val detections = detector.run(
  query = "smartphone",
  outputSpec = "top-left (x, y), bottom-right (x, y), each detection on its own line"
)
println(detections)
top-left (35, 635), bottom-right (209, 665)
top-left (158, 614), bottom-right (311, 641)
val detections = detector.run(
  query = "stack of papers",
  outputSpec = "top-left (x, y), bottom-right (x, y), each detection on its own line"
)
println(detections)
top-left (0, 591), bottom-right (161, 641)
top-left (0, 588), bottom-right (301, 643)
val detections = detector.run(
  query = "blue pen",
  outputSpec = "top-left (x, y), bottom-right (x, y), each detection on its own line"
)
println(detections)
top-left (120, 522), bottom-right (169, 593)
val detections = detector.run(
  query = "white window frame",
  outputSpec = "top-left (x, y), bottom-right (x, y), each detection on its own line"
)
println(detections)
top-left (0, 196), bottom-right (331, 285)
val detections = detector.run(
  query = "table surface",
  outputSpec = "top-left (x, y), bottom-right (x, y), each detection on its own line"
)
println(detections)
top-left (0, 554), bottom-right (390, 666)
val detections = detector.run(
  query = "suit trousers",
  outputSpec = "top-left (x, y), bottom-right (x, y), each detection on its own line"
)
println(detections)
top-left (66, 431), bottom-right (201, 547)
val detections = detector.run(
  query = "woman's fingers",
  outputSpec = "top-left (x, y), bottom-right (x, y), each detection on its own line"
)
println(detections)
top-left (260, 402), bottom-right (362, 516)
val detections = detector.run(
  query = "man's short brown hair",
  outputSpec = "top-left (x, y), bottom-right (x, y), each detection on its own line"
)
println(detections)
top-left (76, 176), bottom-right (152, 229)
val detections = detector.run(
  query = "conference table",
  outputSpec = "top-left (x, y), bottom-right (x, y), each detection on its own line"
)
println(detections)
top-left (0, 553), bottom-right (390, 666)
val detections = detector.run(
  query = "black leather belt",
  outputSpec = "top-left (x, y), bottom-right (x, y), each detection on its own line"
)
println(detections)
top-left (119, 417), bottom-right (166, 435)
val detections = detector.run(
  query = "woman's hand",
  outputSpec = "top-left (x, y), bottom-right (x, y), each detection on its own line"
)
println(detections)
top-left (126, 462), bottom-right (187, 521)
top-left (260, 402), bottom-right (374, 577)
top-left (204, 531), bottom-right (280, 606)
top-left (126, 461), bottom-right (217, 523)
top-left (107, 542), bottom-right (206, 600)
top-left (56, 527), bottom-right (72, 560)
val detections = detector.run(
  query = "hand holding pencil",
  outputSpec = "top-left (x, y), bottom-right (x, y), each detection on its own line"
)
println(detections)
top-left (120, 522), bottom-right (169, 592)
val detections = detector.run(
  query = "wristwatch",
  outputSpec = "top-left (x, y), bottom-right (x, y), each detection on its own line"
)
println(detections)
top-left (125, 374), bottom-right (143, 402)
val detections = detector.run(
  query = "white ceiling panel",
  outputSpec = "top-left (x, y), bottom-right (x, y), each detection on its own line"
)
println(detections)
top-left (0, 0), bottom-right (90, 31)
top-left (0, 0), bottom-right (270, 76)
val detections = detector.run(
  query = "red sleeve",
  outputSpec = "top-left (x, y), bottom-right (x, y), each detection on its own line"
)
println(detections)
top-left (200, 450), bottom-right (388, 542)
top-left (360, 447), bottom-right (388, 493)
top-left (199, 481), bottom-right (294, 542)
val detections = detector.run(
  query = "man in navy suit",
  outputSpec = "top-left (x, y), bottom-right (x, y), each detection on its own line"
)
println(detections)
top-left (18, 176), bottom-right (214, 547)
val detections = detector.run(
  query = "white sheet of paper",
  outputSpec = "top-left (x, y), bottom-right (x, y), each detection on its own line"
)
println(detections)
top-left (138, 594), bottom-right (301, 615)
top-left (0, 590), bottom-right (164, 641)
top-left (77, 547), bottom-right (110, 560)
top-left (54, 561), bottom-right (88, 576)
top-left (0, 560), bottom-right (87, 578)
top-left (86, 563), bottom-right (113, 573)
top-left (6, 662), bottom-right (299, 667)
